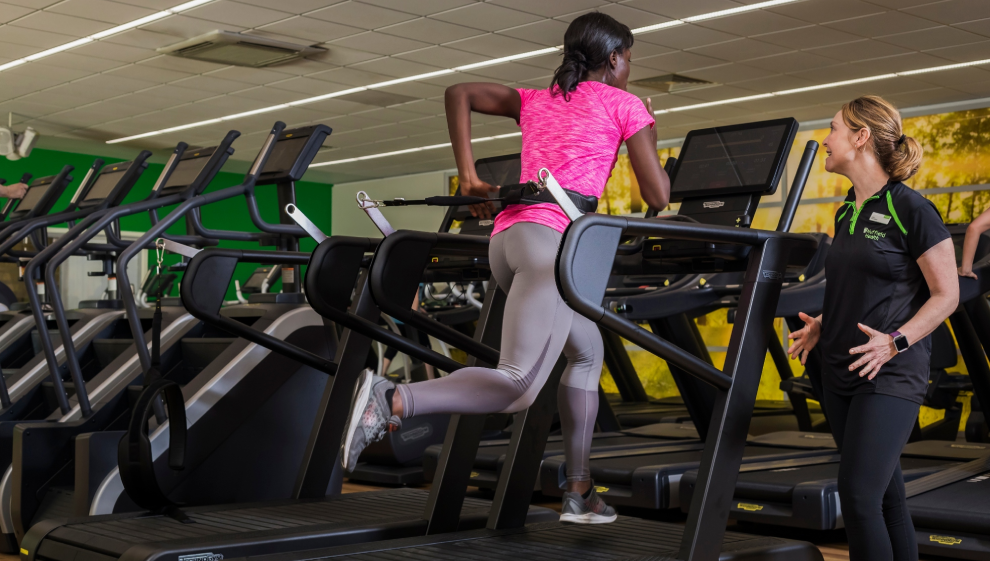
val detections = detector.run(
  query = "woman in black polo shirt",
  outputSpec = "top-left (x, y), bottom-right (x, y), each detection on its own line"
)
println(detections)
top-left (787, 95), bottom-right (959, 561)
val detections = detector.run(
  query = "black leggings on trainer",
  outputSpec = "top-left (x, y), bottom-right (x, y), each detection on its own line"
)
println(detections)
top-left (823, 389), bottom-right (919, 561)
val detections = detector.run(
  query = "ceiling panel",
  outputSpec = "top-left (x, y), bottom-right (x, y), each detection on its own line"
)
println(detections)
top-left (825, 10), bottom-right (938, 37)
top-left (379, 17), bottom-right (485, 43)
top-left (329, 30), bottom-right (432, 56)
top-left (879, 26), bottom-right (986, 52)
top-left (444, 32), bottom-right (545, 57)
top-left (183, 1), bottom-right (293, 28)
top-left (905, 0), bottom-right (990, 26)
top-left (757, 24), bottom-right (862, 49)
top-left (234, 0), bottom-right (344, 15)
top-left (0, 24), bottom-right (76, 48)
top-left (308, 1), bottom-right (417, 30)
top-left (494, 18), bottom-right (569, 47)
top-left (255, 16), bottom-right (364, 43)
top-left (0, 3), bottom-right (33, 23)
top-left (689, 38), bottom-right (792, 62)
top-left (9, 10), bottom-right (111, 36)
top-left (636, 24), bottom-right (739, 50)
top-left (47, 0), bottom-right (157, 25)
top-left (487, 0), bottom-right (608, 18)
top-left (430, 2), bottom-right (541, 32)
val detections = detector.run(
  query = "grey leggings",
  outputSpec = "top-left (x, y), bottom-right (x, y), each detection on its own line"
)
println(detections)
top-left (395, 222), bottom-right (605, 482)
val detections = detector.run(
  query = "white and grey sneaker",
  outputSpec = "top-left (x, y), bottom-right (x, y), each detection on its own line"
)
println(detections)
top-left (340, 369), bottom-right (400, 472)
top-left (559, 485), bottom-right (617, 524)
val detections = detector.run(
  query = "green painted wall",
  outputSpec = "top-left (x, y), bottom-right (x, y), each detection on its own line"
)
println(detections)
top-left (0, 147), bottom-right (333, 301)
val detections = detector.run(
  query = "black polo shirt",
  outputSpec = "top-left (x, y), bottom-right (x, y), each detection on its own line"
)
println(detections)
top-left (819, 181), bottom-right (950, 404)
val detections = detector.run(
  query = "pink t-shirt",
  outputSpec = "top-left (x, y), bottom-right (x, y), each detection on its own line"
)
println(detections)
top-left (491, 81), bottom-right (655, 236)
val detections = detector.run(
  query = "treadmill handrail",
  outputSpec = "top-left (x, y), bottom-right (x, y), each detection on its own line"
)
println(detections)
top-left (556, 214), bottom-right (818, 391)
top-left (180, 247), bottom-right (337, 374)
top-left (368, 230), bottom-right (500, 366)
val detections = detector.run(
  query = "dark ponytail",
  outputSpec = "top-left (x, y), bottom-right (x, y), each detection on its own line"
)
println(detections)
top-left (551, 12), bottom-right (634, 100)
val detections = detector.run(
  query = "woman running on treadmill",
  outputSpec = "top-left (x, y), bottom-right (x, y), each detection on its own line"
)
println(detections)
top-left (787, 95), bottom-right (958, 561)
top-left (341, 12), bottom-right (670, 524)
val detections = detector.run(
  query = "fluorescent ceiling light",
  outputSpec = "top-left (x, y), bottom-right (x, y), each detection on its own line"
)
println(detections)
top-left (0, 0), bottom-right (214, 74)
top-left (318, 57), bottom-right (990, 166)
top-left (310, 132), bottom-right (521, 167)
top-left (107, 1), bottom-right (808, 144)
top-left (654, 58), bottom-right (990, 114)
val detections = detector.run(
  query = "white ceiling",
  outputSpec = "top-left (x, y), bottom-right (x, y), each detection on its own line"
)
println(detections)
top-left (2, 0), bottom-right (990, 183)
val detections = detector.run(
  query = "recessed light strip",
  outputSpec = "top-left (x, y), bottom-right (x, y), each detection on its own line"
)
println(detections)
top-left (106, 1), bottom-right (809, 143)
top-left (0, 0), bottom-right (214, 73)
top-left (309, 132), bottom-right (522, 167)
top-left (316, 57), bottom-right (990, 167)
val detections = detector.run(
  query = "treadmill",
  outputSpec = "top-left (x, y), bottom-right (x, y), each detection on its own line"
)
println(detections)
top-left (5, 124), bottom-right (361, 543)
top-left (675, 225), bottom-right (990, 532)
top-left (145, 119), bottom-right (827, 560)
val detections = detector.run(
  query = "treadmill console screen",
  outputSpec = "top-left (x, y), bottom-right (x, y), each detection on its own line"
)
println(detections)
top-left (242, 267), bottom-right (275, 292)
top-left (262, 137), bottom-right (308, 175)
top-left (670, 118), bottom-right (797, 201)
top-left (163, 154), bottom-right (211, 190)
top-left (475, 153), bottom-right (521, 188)
top-left (84, 168), bottom-right (125, 201)
top-left (15, 181), bottom-right (50, 213)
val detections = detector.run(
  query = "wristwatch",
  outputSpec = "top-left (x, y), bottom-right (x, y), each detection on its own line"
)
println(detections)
top-left (890, 331), bottom-right (910, 353)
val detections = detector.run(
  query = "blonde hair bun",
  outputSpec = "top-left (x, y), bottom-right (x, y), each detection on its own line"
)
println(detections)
top-left (841, 95), bottom-right (923, 182)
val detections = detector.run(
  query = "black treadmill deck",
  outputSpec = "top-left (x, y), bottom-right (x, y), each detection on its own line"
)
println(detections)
top-left (28, 490), bottom-right (556, 561)
top-left (248, 517), bottom-right (822, 560)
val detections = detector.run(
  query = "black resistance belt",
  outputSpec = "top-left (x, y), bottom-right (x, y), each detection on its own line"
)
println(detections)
top-left (362, 181), bottom-right (599, 215)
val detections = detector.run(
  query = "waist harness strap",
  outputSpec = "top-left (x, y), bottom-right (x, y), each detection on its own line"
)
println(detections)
top-left (357, 181), bottom-right (598, 215)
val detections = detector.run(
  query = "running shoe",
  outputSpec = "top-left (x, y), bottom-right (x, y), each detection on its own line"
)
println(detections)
top-left (559, 485), bottom-right (618, 524)
top-left (340, 370), bottom-right (400, 472)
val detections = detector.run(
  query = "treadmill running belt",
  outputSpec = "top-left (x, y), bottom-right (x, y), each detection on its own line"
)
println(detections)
top-left (474, 435), bottom-right (669, 468)
top-left (909, 471), bottom-right (990, 534)
top-left (589, 446), bottom-right (789, 484)
top-left (39, 490), bottom-right (512, 558)
top-left (264, 518), bottom-right (819, 560)
top-left (732, 457), bottom-right (951, 503)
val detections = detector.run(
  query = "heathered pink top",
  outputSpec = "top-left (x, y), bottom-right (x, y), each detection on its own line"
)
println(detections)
top-left (491, 81), bottom-right (655, 237)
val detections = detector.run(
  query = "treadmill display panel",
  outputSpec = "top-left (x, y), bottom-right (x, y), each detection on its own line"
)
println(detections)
top-left (163, 154), bottom-right (212, 190)
top-left (670, 118), bottom-right (796, 200)
top-left (84, 169), bottom-right (126, 201)
top-left (242, 267), bottom-right (274, 292)
top-left (15, 181), bottom-right (50, 213)
top-left (262, 137), bottom-right (308, 175)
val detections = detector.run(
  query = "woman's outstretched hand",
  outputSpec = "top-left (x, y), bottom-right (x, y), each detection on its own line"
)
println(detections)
top-left (460, 177), bottom-right (498, 220)
top-left (848, 323), bottom-right (897, 380)
top-left (787, 312), bottom-right (821, 365)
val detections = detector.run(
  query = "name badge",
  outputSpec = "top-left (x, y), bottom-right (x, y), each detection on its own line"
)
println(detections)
top-left (869, 212), bottom-right (891, 225)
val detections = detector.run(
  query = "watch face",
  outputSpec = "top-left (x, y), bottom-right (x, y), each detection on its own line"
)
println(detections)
top-left (894, 336), bottom-right (910, 353)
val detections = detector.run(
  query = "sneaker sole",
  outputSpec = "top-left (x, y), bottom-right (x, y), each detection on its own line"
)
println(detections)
top-left (340, 370), bottom-right (374, 471)
top-left (559, 512), bottom-right (618, 524)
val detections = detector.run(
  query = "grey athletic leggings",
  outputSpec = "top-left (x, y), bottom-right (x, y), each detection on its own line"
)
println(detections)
top-left (394, 222), bottom-right (604, 482)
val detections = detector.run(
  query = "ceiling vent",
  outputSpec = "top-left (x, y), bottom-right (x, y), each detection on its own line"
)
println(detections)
top-left (631, 73), bottom-right (716, 94)
top-left (158, 31), bottom-right (324, 67)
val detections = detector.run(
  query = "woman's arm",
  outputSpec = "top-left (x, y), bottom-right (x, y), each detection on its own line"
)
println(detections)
top-left (849, 238), bottom-right (959, 379)
top-left (959, 209), bottom-right (990, 277)
top-left (445, 83), bottom-right (521, 219)
top-left (0, 182), bottom-right (28, 199)
top-left (626, 98), bottom-right (669, 211)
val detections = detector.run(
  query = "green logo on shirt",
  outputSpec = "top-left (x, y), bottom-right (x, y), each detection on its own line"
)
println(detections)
top-left (863, 227), bottom-right (886, 241)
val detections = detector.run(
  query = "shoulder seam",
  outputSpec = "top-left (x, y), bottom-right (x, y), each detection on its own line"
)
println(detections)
top-left (590, 83), bottom-right (623, 132)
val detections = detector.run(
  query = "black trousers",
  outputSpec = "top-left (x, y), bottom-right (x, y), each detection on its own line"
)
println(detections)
top-left (823, 389), bottom-right (919, 561)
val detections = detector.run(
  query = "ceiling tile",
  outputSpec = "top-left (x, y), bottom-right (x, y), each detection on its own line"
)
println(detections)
top-left (953, 18), bottom-right (990, 38)
top-left (229, 85), bottom-right (312, 103)
top-left (104, 0), bottom-right (186, 9)
top-left (47, 0), bottom-right (157, 25)
top-left (758, 25), bottom-right (863, 49)
top-left (0, 40), bottom-right (46, 58)
top-left (429, 2), bottom-right (541, 32)
top-left (134, 84), bottom-right (216, 104)
top-left (379, 17), bottom-right (485, 43)
top-left (184, 1), bottom-right (293, 28)
top-left (698, 10), bottom-right (810, 37)
top-left (32, 51), bottom-right (122, 72)
top-left (879, 25), bottom-right (986, 51)
top-left (10, 10), bottom-right (111, 36)
top-left (744, 50), bottom-right (839, 73)
top-left (330, 31), bottom-right (432, 56)
top-left (620, 0), bottom-right (739, 20)
top-left (635, 50), bottom-right (727, 73)
top-left (307, 66), bottom-right (391, 86)
top-left (356, 0), bottom-right (476, 17)
top-left (807, 39), bottom-right (913, 63)
top-left (140, 14), bottom-right (246, 38)
top-left (732, 73), bottom-right (817, 92)
top-left (0, 24), bottom-right (76, 48)
top-left (689, 38), bottom-right (791, 62)
top-left (923, 40), bottom-right (990, 62)
top-left (486, 0), bottom-right (607, 18)
top-left (0, 3), bottom-right (32, 23)
top-left (102, 29), bottom-right (180, 49)
top-left (444, 32), bottom-right (545, 57)
top-left (1, 0), bottom-right (58, 8)
top-left (495, 19), bottom-right (569, 47)
top-left (267, 75), bottom-right (349, 94)
top-left (172, 74), bottom-right (252, 93)
top-left (462, 61), bottom-right (551, 82)
top-left (394, 45), bottom-right (486, 67)
top-left (234, 0), bottom-right (345, 15)
top-left (679, 62), bottom-right (778, 84)
top-left (513, 52), bottom-right (562, 70)
top-left (846, 51), bottom-right (958, 74)
top-left (376, 80), bottom-right (447, 99)
top-left (205, 66), bottom-right (292, 85)
top-left (256, 16), bottom-right (364, 43)
top-left (308, 1), bottom-right (417, 30)
top-left (106, 63), bottom-right (192, 83)
top-left (138, 52), bottom-right (226, 72)
top-left (768, 0), bottom-right (886, 24)
top-left (636, 24), bottom-right (739, 50)
top-left (825, 11), bottom-right (939, 37)
top-left (350, 56), bottom-right (444, 77)
top-left (394, 98), bottom-right (445, 115)
top-left (556, 3), bottom-right (671, 29)
top-left (72, 40), bottom-right (156, 62)
top-left (906, 0), bottom-right (990, 25)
